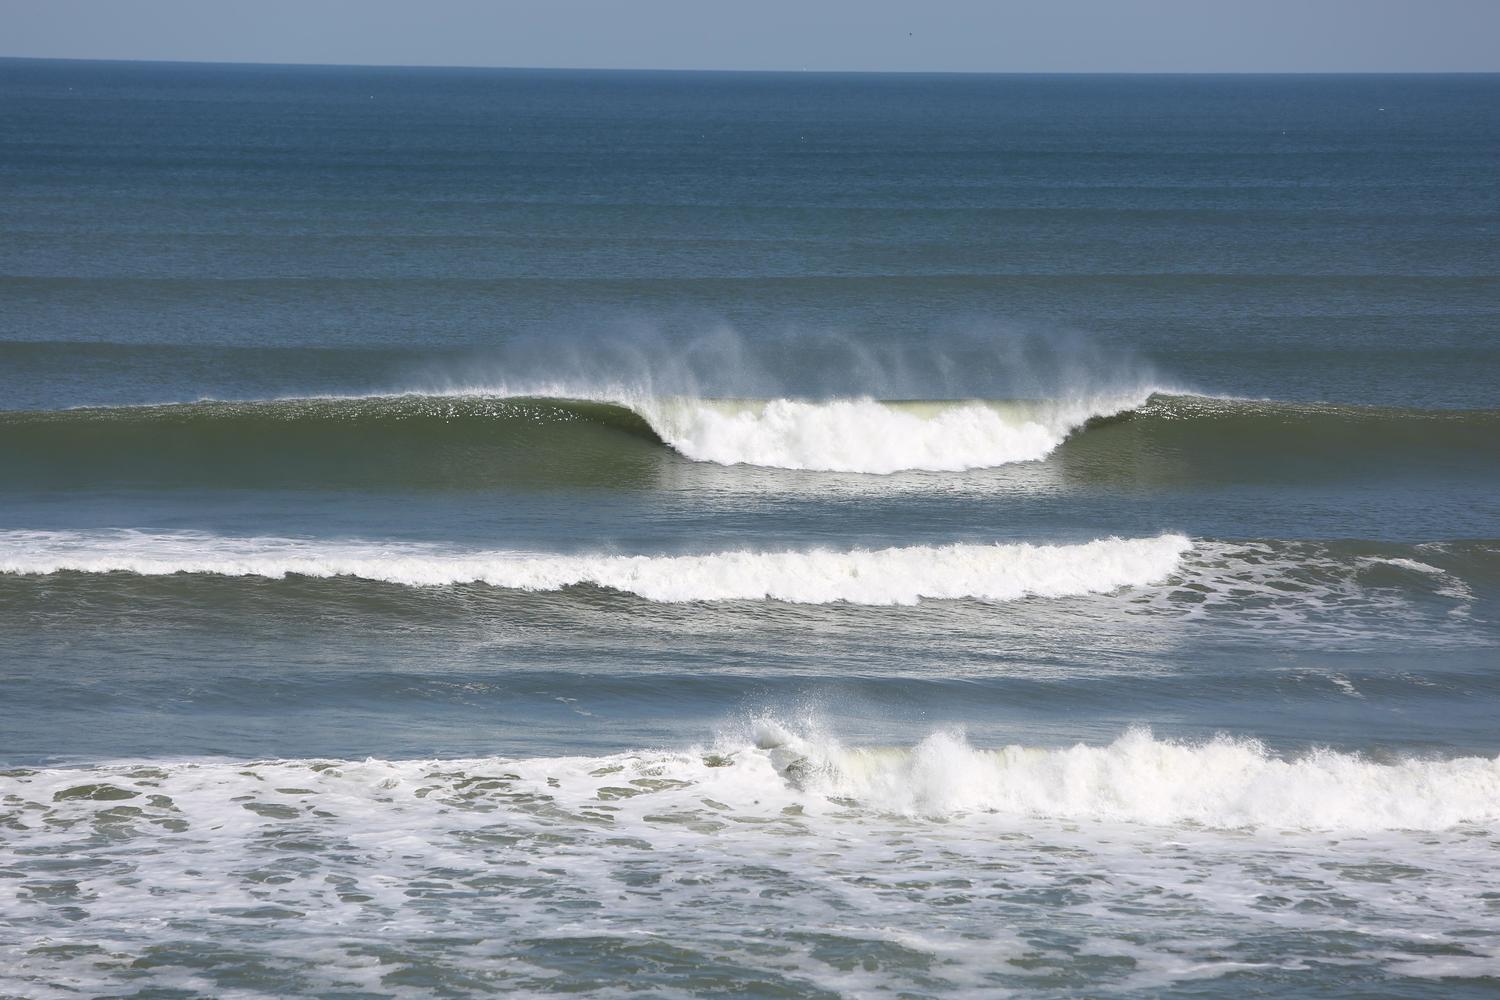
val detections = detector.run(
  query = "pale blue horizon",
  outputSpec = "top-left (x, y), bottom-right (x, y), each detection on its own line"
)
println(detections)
top-left (1, 0), bottom-right (1498, 74)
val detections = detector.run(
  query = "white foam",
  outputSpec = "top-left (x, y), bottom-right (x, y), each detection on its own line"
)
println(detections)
top-left (4, 727), bottom-right (1499, 997)
top-left (751, 724), bottom-right (1500, 830)
top-left (1130, 539), bottom-right (1480, 643)
top-left (1366, 556), bottom-right (1446, 575)
top-left (633, 394), bottom-right (1147, 473)
top-left (0, 530), bottom-right (1192, 605)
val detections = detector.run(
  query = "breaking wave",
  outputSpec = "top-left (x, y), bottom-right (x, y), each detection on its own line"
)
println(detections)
top-left (6, 728), bottom-right (1498, 997)
top-left (745, 723), bottom-right (1500, 829)
top-left (0, 389), bottom-right (1147, 479)
top-left (7, 725), bottom-right (1498, 834)
top-left (0, 530), bottom-right (1192, 605)
top-left (632, 393), bottom-right (1145, 472)
top-left (1, 390), bottom-right (1494, 487)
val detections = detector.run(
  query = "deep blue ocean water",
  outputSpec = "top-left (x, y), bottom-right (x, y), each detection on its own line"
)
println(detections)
top-left (1, 60), bottom-right (1498, 997)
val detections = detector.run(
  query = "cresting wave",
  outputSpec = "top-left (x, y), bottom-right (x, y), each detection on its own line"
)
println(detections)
top-left (744, 723), bottom-right (1500, 830)
top-left (632, 393), bottom-right (1147, 472)
top-left (0, 389), bottom-right (1150, 476)
top-left (1, 390), bottom-right (1496, 486)
top-left (0, 530), bottom-right (1192, 605)
top-left (5, 726), bottom-right (1498, 833)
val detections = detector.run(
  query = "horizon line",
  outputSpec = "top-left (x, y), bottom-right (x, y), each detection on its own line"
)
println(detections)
top-left (3, 54), bottom-right (1498, 77)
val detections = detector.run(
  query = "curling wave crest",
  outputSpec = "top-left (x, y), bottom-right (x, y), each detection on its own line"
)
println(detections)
top-left (0, 530), bottom-right (1191, 605)
top-left (630, 393), bottom-right (1149, 473)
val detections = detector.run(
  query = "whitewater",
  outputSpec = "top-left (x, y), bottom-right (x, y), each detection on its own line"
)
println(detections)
top-left (5, 726), bottom-right (1500, 999)
top-left (745, 722), bottom-right (1500, 828)
top-left (630, 392), bottom-right (1151, 472)
top-left (0, 530), bottom-right (1192, 604)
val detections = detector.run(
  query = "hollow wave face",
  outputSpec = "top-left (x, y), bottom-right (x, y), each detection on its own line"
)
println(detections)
top-left (0, 531), bottom-right (1192, 605)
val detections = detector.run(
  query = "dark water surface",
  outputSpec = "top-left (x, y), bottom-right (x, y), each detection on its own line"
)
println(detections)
top-left (2, 61), bottom-right (1498, 998)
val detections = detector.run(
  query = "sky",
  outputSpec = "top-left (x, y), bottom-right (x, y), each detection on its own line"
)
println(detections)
top-left (1, 0), bottom-right (1497, 73)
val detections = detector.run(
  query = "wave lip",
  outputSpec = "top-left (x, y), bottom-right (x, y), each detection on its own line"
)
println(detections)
top-left (0, 530), bottom-right (1192, 606)
top-left (748, 724), bottom-right (1500, 831)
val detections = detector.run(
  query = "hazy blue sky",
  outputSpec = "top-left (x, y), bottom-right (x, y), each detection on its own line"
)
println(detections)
top-left (2, 0), bottom-right (1497, 72)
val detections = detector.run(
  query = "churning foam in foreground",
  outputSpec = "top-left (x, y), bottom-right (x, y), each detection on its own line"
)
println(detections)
top-left (628, 393), bottom-right (1149, 473)
top-left (6, 726), bottom-right (1497, 836)
top-left (5, 729), bottom-right (1500, 999)
top-left (742, 723), bottom-right (1500, 829)
top-left (0, 530), bottom-right (1191, 605)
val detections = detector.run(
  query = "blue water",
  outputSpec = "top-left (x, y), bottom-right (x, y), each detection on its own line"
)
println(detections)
top-left (1, 60), bottom-right (1498, 998)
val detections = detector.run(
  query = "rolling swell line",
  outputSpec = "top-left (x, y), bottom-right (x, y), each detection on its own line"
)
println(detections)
top-left (0, 391), bottom-right (1495, 488)
top-left (0, 531), bottom-right (1194, 605)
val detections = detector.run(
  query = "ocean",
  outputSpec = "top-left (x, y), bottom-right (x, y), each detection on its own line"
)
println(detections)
top-left (1, 59), bottom-right (1498, 998)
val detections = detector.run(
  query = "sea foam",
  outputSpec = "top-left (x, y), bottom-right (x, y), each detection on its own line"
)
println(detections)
top-left (746, 723), bottom-right (1500, 830)
top-left (5, 728), bottom-right (1498, 999)
top-left (623, 393), bottom-right (1149, 473)
top-left (0, 530), bottom-right (1192, 605)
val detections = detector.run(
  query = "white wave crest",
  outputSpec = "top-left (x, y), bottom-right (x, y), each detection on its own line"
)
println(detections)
top-left (0, 530), bottom-right (1191, 605)
top-left (632, 394), bottom-right (1146, 473)
top-left (746, 723), bottom-right (1500, 830)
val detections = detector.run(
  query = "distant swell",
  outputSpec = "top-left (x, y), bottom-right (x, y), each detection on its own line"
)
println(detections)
top-left (0, 531), bottom-right (1192, 605)
top-left (0, 391), bottom-right (1495, 488)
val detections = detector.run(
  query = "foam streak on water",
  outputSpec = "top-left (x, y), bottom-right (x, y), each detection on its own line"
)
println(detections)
top-left (0, 530), bottom-right (1192, 605)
